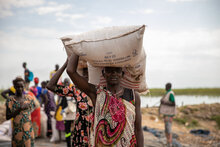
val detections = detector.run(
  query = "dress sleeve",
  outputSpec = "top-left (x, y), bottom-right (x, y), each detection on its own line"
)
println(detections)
top-left (5, 97), bottom-right (13, 113)
top-left (27, 92), bottom-right (40, 110)
top-left (33, 96), bottom-right (40, 109)
top-left (169, 93), bottom-right (175, 103)
top-left (54, 85), bottom-right (76, 97)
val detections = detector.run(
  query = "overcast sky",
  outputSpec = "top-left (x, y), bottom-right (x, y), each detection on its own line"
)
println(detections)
top-left (0, 0), bottom-right (220, 89)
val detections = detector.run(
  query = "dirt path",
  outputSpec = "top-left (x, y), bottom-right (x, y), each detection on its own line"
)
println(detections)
top-left (142, 103), bottom-right (220, 146)
top-left (0, 103), bottom-right (220, 146)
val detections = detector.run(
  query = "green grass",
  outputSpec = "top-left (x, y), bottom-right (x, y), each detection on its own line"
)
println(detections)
top-left (174, 117), bottom-right (199, 128)
top-left (0, 89), bottom-right (5, 102)
top-left (174, 117), bottom-right (187, 125)
top-left (211, 115), bottom-right (220, 129)
top-left (143, 88), bottom-right (220, 97)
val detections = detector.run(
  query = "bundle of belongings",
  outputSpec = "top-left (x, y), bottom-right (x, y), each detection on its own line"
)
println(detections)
top-left (61, 25), bottom-right (148, 93)
top-left (0, 120), bottom-right (11, 142)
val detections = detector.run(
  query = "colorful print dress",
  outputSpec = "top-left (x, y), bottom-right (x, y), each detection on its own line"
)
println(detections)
top-left (29, 90), bottom-right (41, 137)
top-left (90, 86), bottom-right (136, 147)
top-left (55, 85), bottom-right (93, 146)
top-left (6, 91), bottom-right (40, 147)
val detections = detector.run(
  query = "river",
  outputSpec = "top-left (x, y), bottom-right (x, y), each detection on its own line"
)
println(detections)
top-left (141, 95), bottom-right (220, 108)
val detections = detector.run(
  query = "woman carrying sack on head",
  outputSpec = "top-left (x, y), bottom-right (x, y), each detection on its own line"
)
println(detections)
top-left (66, 53), bottom-right (144, 147)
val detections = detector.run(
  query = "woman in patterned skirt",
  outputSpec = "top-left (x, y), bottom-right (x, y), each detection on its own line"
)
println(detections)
top-left (47, 60), bottom-right (93, 147)
top-left (66, 53), bottom-right (144, 147)
top-left (6, 77), bottom-right (40, 147)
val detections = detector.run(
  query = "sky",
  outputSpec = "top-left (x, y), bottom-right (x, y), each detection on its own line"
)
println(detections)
top-left (0, 0), bottom-right (220, 89)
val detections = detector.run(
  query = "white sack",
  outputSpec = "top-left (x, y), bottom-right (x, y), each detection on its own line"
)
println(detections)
top-left (88, 48), bottom-right (148, 92)
top-left (61, 25), bottom-right (145, 67)
top-left (50, 117), bottom-right (59, 142)
top-left (40, 108), bottom-right (48, 138)
top-left (61, 25), bottom-right (148, 92)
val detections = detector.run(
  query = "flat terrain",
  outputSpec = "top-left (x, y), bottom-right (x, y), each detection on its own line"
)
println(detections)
top-left (0, 103), bottom-right (220, 146)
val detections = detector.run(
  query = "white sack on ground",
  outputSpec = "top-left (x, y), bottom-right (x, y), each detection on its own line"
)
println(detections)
top-left (50, 114), bottom-right (59, 142)
top-left (40, 108), bottom-right (48, 138)
top-left (61, 25), bottom-right (145, 67)
top-left (0, 120), bottom-right (11, 141)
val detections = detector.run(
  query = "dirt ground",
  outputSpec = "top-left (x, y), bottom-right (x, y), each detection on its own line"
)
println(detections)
top-left (141, 103), bottom-right (220, 146)
top-left (1, 103), bottom-right (220, 146)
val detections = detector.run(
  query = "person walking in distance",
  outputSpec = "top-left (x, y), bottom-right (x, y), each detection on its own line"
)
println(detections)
top-left (22, 62), bottom-right (33, 90)
top-left (159, 83), bottom-right (176, 147)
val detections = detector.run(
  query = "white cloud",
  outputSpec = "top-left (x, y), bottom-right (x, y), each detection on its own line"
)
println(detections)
top-left (0, 0), bottom-right (44, 8)
top-left (141, 9), bottom-right (155, 14)
top-left (33, 2), bottom-right (86, 23)
top-left (128, 9), bottom-right (155, 15)
top-left (144, 28), bottom-right (220, 87)
top-left (35, 3), bottom-right (71, 15)
top-left (0, 8), bottom-right (13, 18)
top-left (0, 0), bottom-right (44, 18)
top-left (167, 0), bottom-right (204, 2)
top-left (0, 28), bottom-right (70, 88)
top-left (91, 16), bottom-right (112, 25)
top-left (55, 12), bottom-right (85, 21)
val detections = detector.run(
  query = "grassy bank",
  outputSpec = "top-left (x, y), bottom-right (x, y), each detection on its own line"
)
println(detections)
top-left (1, 88), bottom-right (220, 100)
top-left (0, 89), bottom-right (5, 102)
top-left (143, 88), bottom-right (220, 97)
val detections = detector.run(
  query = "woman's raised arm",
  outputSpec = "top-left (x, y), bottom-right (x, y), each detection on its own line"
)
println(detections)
top-left (66, 53), bottom-right (97, 105)
top-left (47, 60), bottom-right (67, 92)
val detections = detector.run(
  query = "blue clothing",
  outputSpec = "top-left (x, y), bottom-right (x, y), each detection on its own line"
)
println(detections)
top-left (36, 86), bottom-right (42, 102)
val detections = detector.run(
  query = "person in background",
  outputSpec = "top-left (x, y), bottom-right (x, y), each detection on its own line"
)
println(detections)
top-left (1, 86), bottom-right (16, 99)
top-left (66, 53), bottom-right (144, 147)
top-left (1, 80), bottom-right (17, 137)
top-left (22, 62), bottom-right (30, 90)
top-left (6, 77), bottom-right (40, 147)
top-left (54, 94), bottom-right (65, 143)
top-left (50, 64), bottom-right (62, 84)
top-left (30, 85), bottom-right (41, 138)
top-left (47, 60), bottom-right (93, 147)
top-left (32, 77), bottom-right (42, 103)
top-left (159, 83), bottom-right (176, 147)
top-left (40, 81), bottom-right (56, 137)
top-left (61, 78), bottom-right (76, 147)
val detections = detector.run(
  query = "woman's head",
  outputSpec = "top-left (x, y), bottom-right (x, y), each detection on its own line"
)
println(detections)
top-left (22, 62), bottom-right (27, 69)
top-left (13, 77), bottom-right (25, 95)
top-left (103, 67), bottom-right (123, 85)
top-left (34, 77), bottom-right (39, 85)
top-left (55, 64), bottom-right (59, 71)
top-left (64, 78), bottom-right (70, 86)
top-left (41, 81), bottom-right (47, 89)
top-left (165, 83), bottom-right (172, 91)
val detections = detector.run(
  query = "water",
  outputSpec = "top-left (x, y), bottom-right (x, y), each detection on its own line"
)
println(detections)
top-left (141, 95), bottom-right (220, 108)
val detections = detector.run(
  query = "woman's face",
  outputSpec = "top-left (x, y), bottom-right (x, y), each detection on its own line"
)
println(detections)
top-left (104, 67), bottom-right (123, 85)
top-left (14, 81), bottom-right (25, 95)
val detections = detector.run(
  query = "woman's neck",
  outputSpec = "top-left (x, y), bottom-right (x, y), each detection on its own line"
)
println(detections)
top-left (15, 92), bottom-right (24, 99)
top-left (106, 84), bottom-right (123, 96)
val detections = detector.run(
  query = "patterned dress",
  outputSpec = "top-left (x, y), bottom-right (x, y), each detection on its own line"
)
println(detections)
top-left (55, 85), bottom-right (93, 147)
top-left (6, 91), bottom-right (40, 147)
top-left (29, 90), bottom-right (41, 137)
top-left (43, 89), bottom-right (56, 136)
top-left (90, 86), bottom-right (136, 147)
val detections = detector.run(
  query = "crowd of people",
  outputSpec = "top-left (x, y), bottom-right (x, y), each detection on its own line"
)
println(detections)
top-left (1, 57), bottom-right (176, 147)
